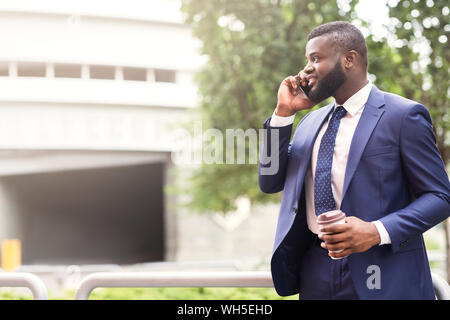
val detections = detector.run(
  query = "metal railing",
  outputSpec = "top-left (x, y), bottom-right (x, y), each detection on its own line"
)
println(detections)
top-left (0, 270), bottom-right (448, 300)
top-left (74, 271), bottom-right (272, 300)
top-left (73, 271), bottom-right (450, 300)
top-left (432, 272), bottom-right (450, 300)
top-left (0, 272), bottom-right (48, 300)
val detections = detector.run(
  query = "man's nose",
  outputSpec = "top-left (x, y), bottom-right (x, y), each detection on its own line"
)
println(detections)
top-left (303, 64), bottom-right (314, 73)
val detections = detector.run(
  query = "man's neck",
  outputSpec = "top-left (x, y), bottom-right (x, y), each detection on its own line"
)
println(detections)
top-left (333, 78), bottom-right (369, 106)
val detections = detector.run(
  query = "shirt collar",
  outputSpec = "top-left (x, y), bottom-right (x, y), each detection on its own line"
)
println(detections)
top-left (335, 80), bottom-right (373, 117)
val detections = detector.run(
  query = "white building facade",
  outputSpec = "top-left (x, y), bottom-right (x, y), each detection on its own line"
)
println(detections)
top-left (0, 0), bottom-right (278, 269)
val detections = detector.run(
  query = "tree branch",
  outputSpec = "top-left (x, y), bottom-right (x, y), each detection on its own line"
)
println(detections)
top-left (285, 2), bottom-right (301, 42)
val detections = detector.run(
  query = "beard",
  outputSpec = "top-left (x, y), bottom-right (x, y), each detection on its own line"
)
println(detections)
top-left (306, 60), bottom-right (346, 103)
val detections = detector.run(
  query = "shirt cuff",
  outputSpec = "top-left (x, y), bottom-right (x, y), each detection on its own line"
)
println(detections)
top-left (371, 220), bottom-right (392, 245)
top-left (269, 110), bottom-right (295, 127)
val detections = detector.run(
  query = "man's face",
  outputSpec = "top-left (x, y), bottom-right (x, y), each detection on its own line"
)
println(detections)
top-left (303, 35), bottom-right (347, 102)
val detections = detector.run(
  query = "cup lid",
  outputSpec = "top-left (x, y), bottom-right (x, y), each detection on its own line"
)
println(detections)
top-left (317, 210), bottom-right (346, 225)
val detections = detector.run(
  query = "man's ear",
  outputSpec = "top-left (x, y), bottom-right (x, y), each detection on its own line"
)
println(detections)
top-left (343, 50), bottom-right (358, 69)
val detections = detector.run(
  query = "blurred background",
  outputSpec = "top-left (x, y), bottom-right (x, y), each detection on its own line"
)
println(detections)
top-left (0, 0), bottom-right (447, 298)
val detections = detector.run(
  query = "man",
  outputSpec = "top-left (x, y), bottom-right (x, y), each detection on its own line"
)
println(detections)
top-left (258, 21), bottom-right (450, 299)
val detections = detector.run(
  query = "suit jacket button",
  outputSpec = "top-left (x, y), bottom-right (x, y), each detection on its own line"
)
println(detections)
top-left (292, 208), bottom-right (298, 214)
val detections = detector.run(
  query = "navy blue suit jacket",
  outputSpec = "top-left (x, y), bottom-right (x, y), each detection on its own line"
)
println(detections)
top-left (258, 85), bottom-right (450, 299)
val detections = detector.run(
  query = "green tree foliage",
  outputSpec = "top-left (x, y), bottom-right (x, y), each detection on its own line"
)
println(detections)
top-left (180, 0), bottom-right (448, 215)
top-left (357, 0), bottom-right (449, 165)
top-left (181, 0), bottom-right (352, 214)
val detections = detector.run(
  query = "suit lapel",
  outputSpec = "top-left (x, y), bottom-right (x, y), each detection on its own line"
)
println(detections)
top-left (341, 85), bottom-right (386, 202)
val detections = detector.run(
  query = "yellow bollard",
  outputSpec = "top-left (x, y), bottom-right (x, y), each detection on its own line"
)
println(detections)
top-left (1, 239), bottom-right (22, 272)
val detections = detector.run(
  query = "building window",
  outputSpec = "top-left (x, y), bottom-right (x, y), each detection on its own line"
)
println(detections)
top-left (54, 64), bottom-right (81, 78)
top-left (90, 65), bottom-right (115, 80)
top-left (155, 69), bottom-right (176, 83)
top-left (123, 67), bottom-right (146, 81)
top-left (17, 62), bottom-right (46, 77)
top-left (0, 62), bottom-right (8, 76)
top-left (0, 62), bottom-right (181, 84)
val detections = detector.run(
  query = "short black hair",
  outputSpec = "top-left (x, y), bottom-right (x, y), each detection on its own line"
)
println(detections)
top-left (307, 21), bottom-right (368, 70)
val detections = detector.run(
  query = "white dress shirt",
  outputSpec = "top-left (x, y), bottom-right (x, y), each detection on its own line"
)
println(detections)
top-left (270, 81), bottom-right (391, 245)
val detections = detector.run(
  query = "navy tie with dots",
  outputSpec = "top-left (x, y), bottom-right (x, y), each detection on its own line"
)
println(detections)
top-left (314, 106), bottom-right (347, 216)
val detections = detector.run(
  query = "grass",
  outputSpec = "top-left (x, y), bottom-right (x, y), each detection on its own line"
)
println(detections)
top-left (0, 287), bottom-right (299, 300)
top-left (89, 287), bottom-right (298, 300)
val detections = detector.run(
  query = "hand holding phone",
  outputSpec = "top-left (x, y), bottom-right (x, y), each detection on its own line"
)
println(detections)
top-left (298, 77), bottom-right (311, 96)
top-left (275, 73), bottom-right (316, 117)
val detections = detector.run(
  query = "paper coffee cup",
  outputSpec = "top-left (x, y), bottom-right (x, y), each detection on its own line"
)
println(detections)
top-left (317, 210), bottom-right (347, 260)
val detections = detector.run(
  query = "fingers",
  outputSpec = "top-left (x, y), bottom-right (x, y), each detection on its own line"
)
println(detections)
top-left (289, 76), bottom-right (299, 94)
top-left (319, 231), bottom-right (349, 244)
top-left (321, 240), bottom-right (349, 252)
top-left (320, 242), bottom-right (352, 258)
top-left (282, 71), bottom-right (312, 97)
top-left (297, 70), bottom-right (308, 88)
top-left (289, 76), bottom-right (298, 91)
top-left (319, 223), bottom-right (349, 235)
top-left (283, 75), bottom-right (300, 95)
top-left (328, 248), bottom-right (352, 259)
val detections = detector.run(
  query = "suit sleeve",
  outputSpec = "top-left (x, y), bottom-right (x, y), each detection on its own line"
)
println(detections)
top-left (258, 117), bottom-right (293, 194)
top-left (379, 104), bottom-right (450, 253)
top-left (258, 111), bottom-right (313, 193)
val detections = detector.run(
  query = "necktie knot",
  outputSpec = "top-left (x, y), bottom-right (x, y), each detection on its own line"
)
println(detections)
top-left (333, 106), bottom-right (347, 121)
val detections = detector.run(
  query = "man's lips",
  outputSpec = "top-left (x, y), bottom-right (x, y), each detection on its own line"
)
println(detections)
top-left (308, 78), bottom-right (317, 87)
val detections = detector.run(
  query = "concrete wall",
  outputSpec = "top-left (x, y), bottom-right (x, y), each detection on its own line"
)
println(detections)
top-left (0, 161), bottom-right (166, 265)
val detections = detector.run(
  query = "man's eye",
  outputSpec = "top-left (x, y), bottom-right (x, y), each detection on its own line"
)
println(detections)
top-left (313, 56), bottom-right (319, 62)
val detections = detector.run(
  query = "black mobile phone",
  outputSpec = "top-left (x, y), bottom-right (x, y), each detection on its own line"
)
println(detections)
top-left (299, 82), bottom-right (311, 96)
top-left (293, 75), bottom-right (311, 97)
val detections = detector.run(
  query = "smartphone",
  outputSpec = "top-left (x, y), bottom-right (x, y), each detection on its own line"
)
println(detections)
top-left (293, 75), bottom-right (311, 96)
top-left (299, 82), bottom-right (311, 96)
